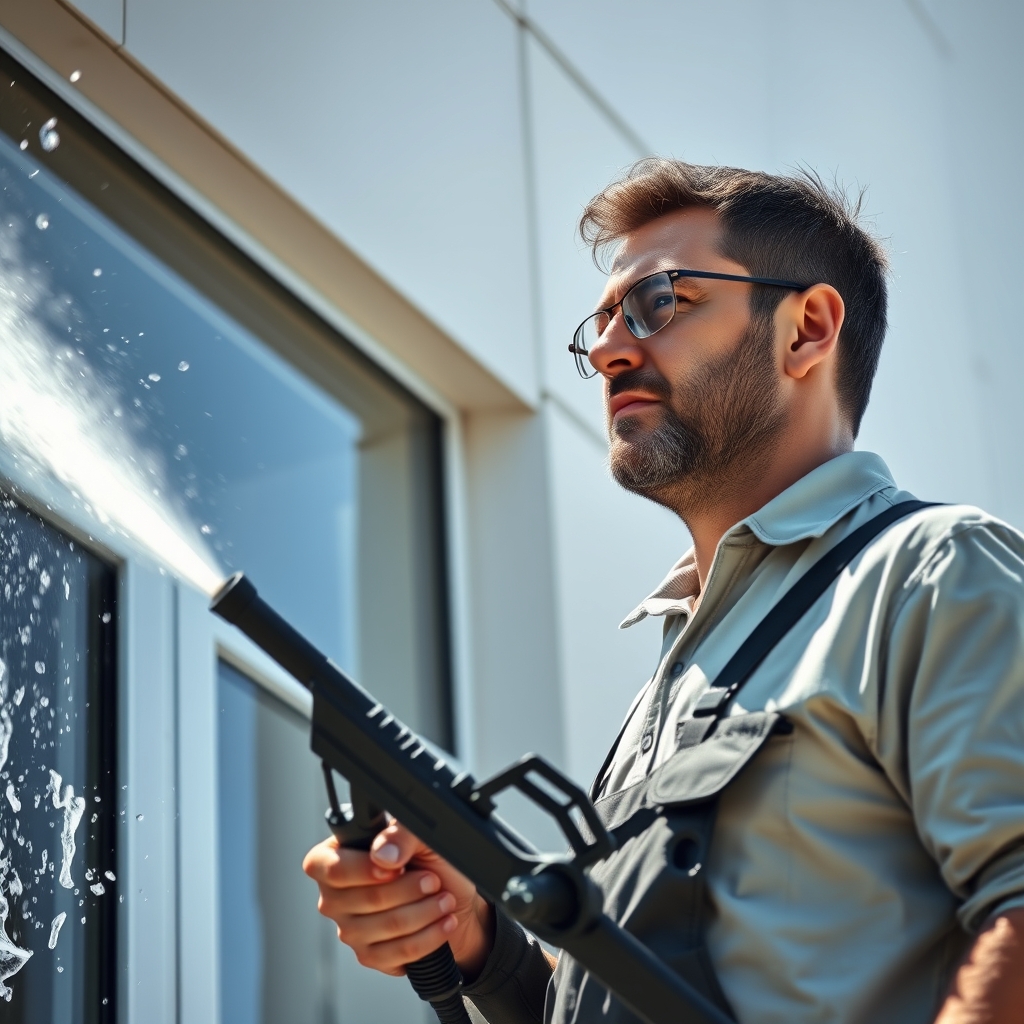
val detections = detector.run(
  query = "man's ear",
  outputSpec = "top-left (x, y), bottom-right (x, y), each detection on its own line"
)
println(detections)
top-left (781, 284), bottom-right (845, 380)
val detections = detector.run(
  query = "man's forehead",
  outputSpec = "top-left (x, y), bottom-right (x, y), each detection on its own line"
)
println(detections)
top-left (602, 207), bottom-right (727, 301)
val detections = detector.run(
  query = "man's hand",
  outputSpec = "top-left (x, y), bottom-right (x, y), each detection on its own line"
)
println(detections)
top-left (935, 908), bottom-right (1024, 1023)
top-left (302, 819), bottom-right (495, 982)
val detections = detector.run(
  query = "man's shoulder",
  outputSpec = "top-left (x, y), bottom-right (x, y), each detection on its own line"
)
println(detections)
top-left (867, 499), bottom-right (1024, 595)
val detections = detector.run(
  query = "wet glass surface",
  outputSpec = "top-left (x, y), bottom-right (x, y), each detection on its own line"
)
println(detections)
top-left (0, 131), bottom-right (361, 668)
top-left (0, 498), bottom-right (116, 1023)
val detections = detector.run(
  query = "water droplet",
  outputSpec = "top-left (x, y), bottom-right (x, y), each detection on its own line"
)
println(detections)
top-left (89, 882), bottom-right (105, 896)
top-left (147, 373), bottom-right (160, 382)
top-left (34, 661), bottom-right (45, 674)
top-left (35, 213), bottom-right (49, 230)
top-left (57, 966), bottom-right (64, 974)
top-left (39, 117), bottom-right (60, 151)
top-left (135, 814), bottom-right (143, 822)
top-left (200, 524), bottom-right (212, 535)
top-left (19, 139), bottom-right (28, 150)
top-left (69, 70), bottom-right (82, 83)
top-left (39, 696), bottom-right (48, 707)
top-left (178, 361), bottom-right (189, 372)
top-left (48, 912), bottom-right (66, 949)
top-left (49, 770), bottom-right (86, 889)
top-left (175, 445), bottom-right (188, 458)
top-left (104, 870), bottom-right (116, 882)
top-left (92, 268), bottom-right (102, 277)
top-left (101, 612), bottom-right (111, 624)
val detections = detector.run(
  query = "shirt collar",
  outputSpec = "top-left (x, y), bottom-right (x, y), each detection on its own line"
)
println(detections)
top-left (620, 451), bottom-right (899, 628)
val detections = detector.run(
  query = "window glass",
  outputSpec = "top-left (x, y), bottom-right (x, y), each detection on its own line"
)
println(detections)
top-left (0, 70), bottom-right (451, 740)
top-left (0, 496), bottom-right (117, 1023)
top-left (217, 661), bottom-right (424, 1024)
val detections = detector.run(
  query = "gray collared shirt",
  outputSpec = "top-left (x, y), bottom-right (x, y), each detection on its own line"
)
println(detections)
top-left (601, 451), bottom-right (1024, 1024)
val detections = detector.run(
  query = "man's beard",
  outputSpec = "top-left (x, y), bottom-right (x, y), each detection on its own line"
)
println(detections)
top-left (608, 314), bottom-right (786, 510)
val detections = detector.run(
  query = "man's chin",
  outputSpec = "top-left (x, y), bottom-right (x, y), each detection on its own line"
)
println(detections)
top-left (609, 440), bottom-right (691, 498)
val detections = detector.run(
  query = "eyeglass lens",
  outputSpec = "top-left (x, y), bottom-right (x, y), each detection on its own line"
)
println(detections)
top-left (571, 271), bottom-right (677, 377)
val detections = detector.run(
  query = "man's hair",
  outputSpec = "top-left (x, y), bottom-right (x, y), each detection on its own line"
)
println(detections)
top-left (579, 159), bottom-right (889, 436)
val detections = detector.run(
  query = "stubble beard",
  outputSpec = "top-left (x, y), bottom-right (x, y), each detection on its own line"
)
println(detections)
top-left (608, 314), bottom-right (787, 516)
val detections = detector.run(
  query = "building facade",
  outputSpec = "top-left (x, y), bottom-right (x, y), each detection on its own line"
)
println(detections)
top-left (0, 1), bottom-right (1020, 1021)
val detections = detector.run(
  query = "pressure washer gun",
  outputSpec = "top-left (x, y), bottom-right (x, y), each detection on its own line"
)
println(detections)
top-left (211, 573), bottom-right (731, 1024)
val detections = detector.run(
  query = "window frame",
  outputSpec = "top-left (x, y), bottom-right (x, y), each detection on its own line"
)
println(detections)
top-left (0, 41), bottom-right (473, 1024)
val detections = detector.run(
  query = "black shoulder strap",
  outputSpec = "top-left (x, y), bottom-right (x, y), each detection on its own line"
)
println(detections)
top-left (681, 499), bottom-right (939, 742)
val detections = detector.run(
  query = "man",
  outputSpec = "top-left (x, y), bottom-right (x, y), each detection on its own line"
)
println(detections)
top-left (303, 159), bottom-right (1024, 1023)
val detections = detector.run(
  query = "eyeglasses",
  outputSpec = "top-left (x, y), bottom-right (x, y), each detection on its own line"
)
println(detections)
top-left (568, 269), bottom-right (809, 379)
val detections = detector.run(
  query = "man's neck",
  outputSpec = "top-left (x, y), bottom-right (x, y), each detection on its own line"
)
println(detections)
top-left (676, 435), bottom-right (854, 593)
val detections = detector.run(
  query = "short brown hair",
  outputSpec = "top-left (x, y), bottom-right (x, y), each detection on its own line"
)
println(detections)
top-left (580, 159), bottom-right (889, 435)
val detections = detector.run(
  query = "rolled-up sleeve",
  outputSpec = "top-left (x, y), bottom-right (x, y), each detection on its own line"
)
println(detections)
top-left (881, 521), bottom-right (1024, 931)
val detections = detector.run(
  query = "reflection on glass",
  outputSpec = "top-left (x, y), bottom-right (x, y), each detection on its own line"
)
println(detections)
top-left (0, 497), bottom-right (116, 1023)
top-left (217, 662), bottom-right (425, 1024)
top-left (0, 53), bottom-right (451, 1022)
top-left (0, 60), bottom-right (450, 742)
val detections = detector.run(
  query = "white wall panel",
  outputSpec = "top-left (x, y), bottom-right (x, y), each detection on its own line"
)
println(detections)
top-left (526, 33), bottom-right (639, 433)
top-left (65, 0), bottom-right (124, 43)
top-left (524, 0), bottom-right (775, 164)
top-left (544, 401), bottom-right (687, 786)
top-left (124, 0), bottom-right (537, 401)
top-left (927, 0), bottom-right (1024, 524)
top-left (464, 411), bottom-right (563, 774)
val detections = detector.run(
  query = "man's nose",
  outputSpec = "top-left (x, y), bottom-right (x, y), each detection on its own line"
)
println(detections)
top-left (588, 314), bottom-right (646, 377)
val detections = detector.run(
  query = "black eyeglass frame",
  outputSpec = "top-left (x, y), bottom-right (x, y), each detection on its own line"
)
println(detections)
top-left (568, 268), bottom-right (811, 378)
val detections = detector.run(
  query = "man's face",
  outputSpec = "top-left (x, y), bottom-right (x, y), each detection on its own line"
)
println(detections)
top-left (588, 208), bottom-right (787, 507)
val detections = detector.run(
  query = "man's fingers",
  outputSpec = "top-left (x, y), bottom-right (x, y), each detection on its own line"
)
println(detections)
top-left (353, 913), bottom-right (460, 975)
top-left (302, 837), bottom-right (401, 888)
top-left (336, 891), bottom-right (457, 948)
top-left (369, 820), bottom-right (428, 872)
top-left (316, 870), bottom-right (441, 918)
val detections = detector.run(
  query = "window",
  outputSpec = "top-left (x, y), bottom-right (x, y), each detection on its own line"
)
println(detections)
top-left (0, 47), bottom-right (450, 1022)
top-left (0, 497), bottom-right (116, 1023)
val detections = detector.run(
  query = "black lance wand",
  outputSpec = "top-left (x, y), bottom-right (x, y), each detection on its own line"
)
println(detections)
top-left (211, 572), bottom-right (732, 1024)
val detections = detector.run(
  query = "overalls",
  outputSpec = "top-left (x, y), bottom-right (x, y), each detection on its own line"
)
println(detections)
top-left (542, 500), bottom-right (933, 1024)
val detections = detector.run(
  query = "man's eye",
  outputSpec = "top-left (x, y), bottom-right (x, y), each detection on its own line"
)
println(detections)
top-left (651, 294), bottom-right (674, 310)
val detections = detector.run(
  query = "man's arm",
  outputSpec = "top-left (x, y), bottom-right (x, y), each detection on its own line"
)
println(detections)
top-left (935, 908), bottom-right (1024, 1024)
